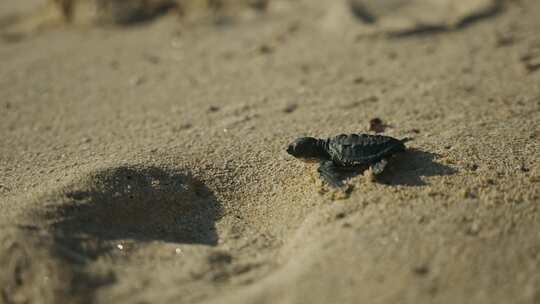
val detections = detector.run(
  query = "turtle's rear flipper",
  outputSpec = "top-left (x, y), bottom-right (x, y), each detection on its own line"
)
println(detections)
top-left (371, 159), bottom-right (388, 175)
top-left (318, 161), bottom-right (344, 188)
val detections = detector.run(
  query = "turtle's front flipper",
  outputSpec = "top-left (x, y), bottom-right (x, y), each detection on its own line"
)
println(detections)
top-left (318, 161), bottom-right (344, 188)
top-left (371, 159), bottom-right (388, 175)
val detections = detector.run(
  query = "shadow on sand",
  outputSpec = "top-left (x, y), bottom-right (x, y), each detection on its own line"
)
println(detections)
top-left (378, 148), bottom-right (457, 186)
top-left (42, 166), bottom-right (222, 262)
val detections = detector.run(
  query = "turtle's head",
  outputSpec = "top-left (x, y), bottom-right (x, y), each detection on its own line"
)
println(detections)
top-left (286, 137), bottom-right (324, 160)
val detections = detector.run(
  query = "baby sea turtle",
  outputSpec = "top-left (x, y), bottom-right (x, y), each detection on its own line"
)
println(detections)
top-left (286, 133), bottom-right (411, 187)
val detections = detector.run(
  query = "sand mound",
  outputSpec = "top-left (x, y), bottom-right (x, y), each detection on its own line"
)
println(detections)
top-left (325, 0), bottom-right (501, 36)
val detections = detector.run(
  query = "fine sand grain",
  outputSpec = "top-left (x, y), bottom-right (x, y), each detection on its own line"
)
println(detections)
top-left (1, 0), bottom-right (539, 303)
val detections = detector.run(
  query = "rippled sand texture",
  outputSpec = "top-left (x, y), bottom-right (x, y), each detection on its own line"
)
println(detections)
top-left (1, 0), bottom-right (540, 303)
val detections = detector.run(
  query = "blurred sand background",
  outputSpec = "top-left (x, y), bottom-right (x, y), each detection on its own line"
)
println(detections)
top-left (1, 0), bottom-right (539, 303)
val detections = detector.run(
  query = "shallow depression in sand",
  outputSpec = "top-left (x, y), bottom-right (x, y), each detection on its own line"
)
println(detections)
top-left (39, 166), bottom-right (223, 258)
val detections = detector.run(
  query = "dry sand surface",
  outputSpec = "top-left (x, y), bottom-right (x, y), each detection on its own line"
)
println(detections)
top-left (1, 0), bottom-right (540, 303)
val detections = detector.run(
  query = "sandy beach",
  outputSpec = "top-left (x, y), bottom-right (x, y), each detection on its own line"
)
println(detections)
top-left (1, 0), bottom-right (539, 303)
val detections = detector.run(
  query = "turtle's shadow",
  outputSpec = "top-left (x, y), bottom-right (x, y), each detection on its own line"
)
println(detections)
top-left (377, 148), bottom-right (457, 186)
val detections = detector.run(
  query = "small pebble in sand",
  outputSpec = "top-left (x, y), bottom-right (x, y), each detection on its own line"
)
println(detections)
top-left (342, 222), bottom-right (352, 228)
top-left (248, 0), bottom-right (269, 11)
top-left (461, 188), bottom-right (477, 199)
top-left (143, 54), bottom-right (160, 64)
top-left (353, 76), bottom-right (365, 84)
top-left (282, 103), bottom-right (298, 113)
top-left (495, 31), bottom-right (516, 47)
top-left (258, 44), bottom-right (274, 54)
top-left (208, 105), bottom-right (220, 112)
top-left (467, 221), bottom-right (481, 236)
top-left (520, 43), bottom-right (540, 73)
top-left (369, 118), bottom-right (387, 133)
top-left (208, 106), bottom-right (220, 112)
top-left (110, 61), bottom-right (120, 70)
top-left (179, 123), bottom-right (192, 130)
top-left (413, 265), bottom-right (430, 276)
top-left (300, 64), bottom-right (311, 73)
top-left (129, 76), bottom-right (144, 86)
top-left (518, 164), bottom-right (529, 172)
top-left (364, 96), bottom-right (379, 103)
top-left (466, 163), bottom-right (479, 172)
